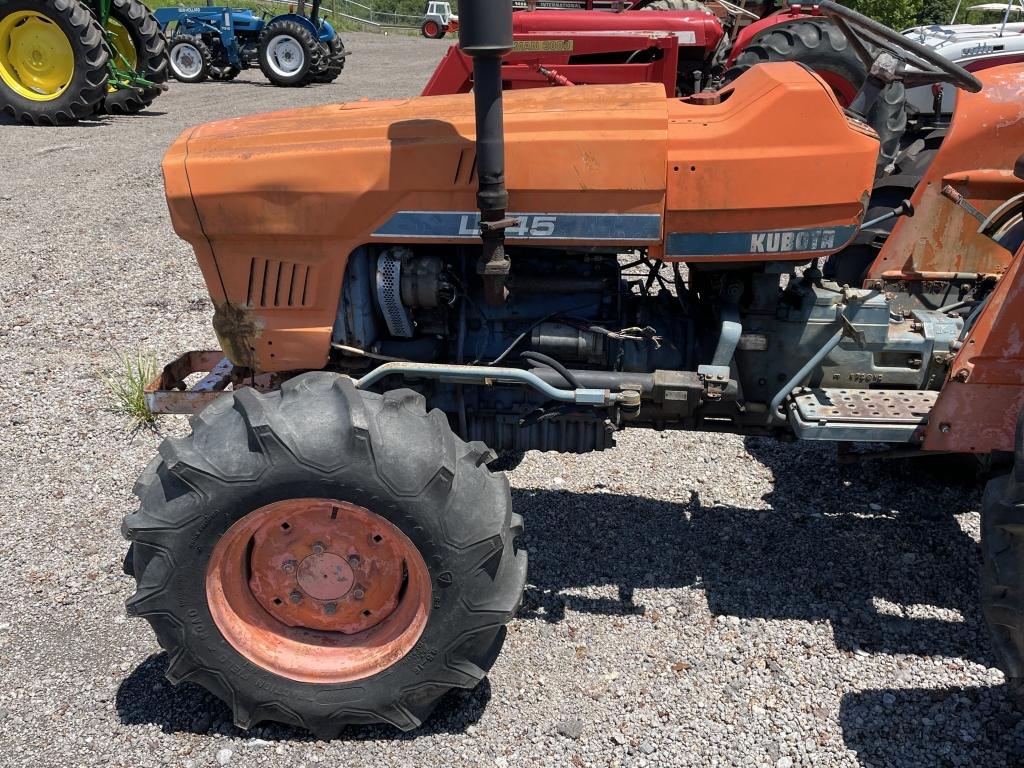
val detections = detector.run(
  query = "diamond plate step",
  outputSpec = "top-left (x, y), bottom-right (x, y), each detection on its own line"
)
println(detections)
top-left (788, 388), bottom-right (938, 442)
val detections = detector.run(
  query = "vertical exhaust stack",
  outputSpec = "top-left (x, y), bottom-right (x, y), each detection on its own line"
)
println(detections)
top-left (459, 0), bottom-right (515, 305)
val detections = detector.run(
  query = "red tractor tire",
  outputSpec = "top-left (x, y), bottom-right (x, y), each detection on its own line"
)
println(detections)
top-left (421, 19), bottom-right (443, 39)
top-left (730, 18), bottom-right (907, 175)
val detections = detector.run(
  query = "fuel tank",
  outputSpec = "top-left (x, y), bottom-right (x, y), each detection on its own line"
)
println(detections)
top-left (163, 62), bottom-right (878, 373)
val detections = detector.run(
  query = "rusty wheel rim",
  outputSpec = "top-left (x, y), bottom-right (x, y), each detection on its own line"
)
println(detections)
top-left (206, 499), bottom-right (432, 683)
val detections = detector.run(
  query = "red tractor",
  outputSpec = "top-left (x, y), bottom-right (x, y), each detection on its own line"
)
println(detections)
top-left (423, 1), bottom-right (908, 171)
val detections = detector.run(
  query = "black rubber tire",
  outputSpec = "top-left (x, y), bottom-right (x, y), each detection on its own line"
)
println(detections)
top-left (122, 372), bottom-right (527, 736)
top-left (311, 35), bottom-right (345, 83)
top-left (731, 19), bottom-right (907, 175)
top-left (258, 20), bottom-right (322, 87)
top-left (99, 0), bottom-right (167, 114)
top-left (982, 408), bottom-right (1024, 707)
top-left (420, 19), bottom-right (444, 39)
top-left (0, 0), bottom-right (108, 125)
top-left (168, 34), bottom-right (211, 83)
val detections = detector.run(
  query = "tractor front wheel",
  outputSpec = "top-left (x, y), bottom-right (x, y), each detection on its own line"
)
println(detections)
top-left (258, 20), bottom-right (321, 87)
top-left (99, 0), bottom-right (168, 114)
top-left (982, 410), bottom-right (1024, 706)
top-left (420, 19), bottom-right (442, 39)
top-left (0, 0), bottom-right (108, 124)
top-left (122, 373), bottom-right (526, 735)
top-left (168, 34), bottom-right (211, 83)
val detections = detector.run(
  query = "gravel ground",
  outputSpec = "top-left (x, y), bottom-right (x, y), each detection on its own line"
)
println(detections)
top-left (1, 31), bottom-right (1021, 768)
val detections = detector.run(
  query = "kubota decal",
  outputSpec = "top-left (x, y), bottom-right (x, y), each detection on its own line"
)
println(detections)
top-left (666, 225), bottom-right (858, 257)
top-left (372, 212), bottom-right (662, 241)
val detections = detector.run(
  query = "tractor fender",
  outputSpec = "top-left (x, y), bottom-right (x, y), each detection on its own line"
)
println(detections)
top-left (319, 19), bottom-right (336, 43)
top-left (265, 13), bottom-right (320, 39)
top-left (726, 7), bottom-right (819, 65)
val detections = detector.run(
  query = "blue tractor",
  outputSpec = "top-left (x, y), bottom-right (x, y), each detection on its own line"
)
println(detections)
top-left (154, 1), bottom-right (347, 86)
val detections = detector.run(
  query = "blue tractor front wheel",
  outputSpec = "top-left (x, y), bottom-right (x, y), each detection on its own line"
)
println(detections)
top-left (168, 34), bottom-right (211, 83)
top-left (258, 19), bottom-right (321, 87)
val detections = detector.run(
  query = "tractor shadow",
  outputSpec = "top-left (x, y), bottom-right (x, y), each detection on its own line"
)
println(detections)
top-left (116, 652), bottom-right (490, 740)
top-left (839, 684), bottom-right (1024, 764)
top-left (511, 436), bottom-right (1015, 764)
top-left (515, 438), bottom-right (986, 664)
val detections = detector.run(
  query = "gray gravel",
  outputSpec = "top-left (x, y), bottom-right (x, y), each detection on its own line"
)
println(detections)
top-left (1, 31), bottom-right (1021, 768)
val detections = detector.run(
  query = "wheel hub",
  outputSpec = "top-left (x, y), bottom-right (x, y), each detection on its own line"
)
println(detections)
top-left (206, 498), bottom-right (432, 683)
top-left (246, 500), bottom-right (407, 632)
top-left (297, 552), bottom-right (354, 600)
top-left (0, 12), bottom-right (75, 100)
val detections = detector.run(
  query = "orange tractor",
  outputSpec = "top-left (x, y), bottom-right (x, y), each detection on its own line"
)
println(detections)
top-left (124, 0), bottom-right (1024, 736)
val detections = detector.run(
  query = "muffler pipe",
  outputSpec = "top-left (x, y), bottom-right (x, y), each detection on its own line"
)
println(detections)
top-left (459, 0), bottom-right (515, 305)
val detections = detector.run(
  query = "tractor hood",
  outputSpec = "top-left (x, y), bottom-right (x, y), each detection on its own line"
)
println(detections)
top-left (163, 66), bottom-right (878, 373)
top-left (163, 83), bottom-right (669, 369)
top-left (164, 83), bottom-right (669, 248)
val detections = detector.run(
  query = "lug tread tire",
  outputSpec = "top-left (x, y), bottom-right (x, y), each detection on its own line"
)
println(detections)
top-left (122, 372), bottom-right (526, 736)
top-left (420, 20), bottom-right (444, 39)
top-left (732, 19), bottom-right (907, 175)
top-left (258, 19), bottom-right (323, 87)
top-left (311, 35), bottom-right (345, 83)
top-left (100, 0), bottom-right (167, 114)
top-left (0, 0), bottom-right (109, 125)
top-left (168, 34), bottom-right (211, 83)
top-left (982, 409), bottom-right (1024, 704)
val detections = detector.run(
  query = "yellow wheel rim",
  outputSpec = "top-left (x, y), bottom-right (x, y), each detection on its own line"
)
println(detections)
top-left (0, 10), bottom-right (75, 101)
top-left (105, 17), bottom-right (136, 93)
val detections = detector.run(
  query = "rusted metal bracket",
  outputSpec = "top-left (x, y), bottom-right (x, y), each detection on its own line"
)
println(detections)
top-left (145, 350), bottom-right (273, 415)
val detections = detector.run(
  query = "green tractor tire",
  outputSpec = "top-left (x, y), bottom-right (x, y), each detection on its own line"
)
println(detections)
top-left (99, 0), bottom-right (167, 114)
top-left (0, 0), bottom-right (109, 125)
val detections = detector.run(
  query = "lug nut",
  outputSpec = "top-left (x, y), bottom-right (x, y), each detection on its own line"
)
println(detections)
top-left (282, 560), bottom-right (296, 574)
top-left (312, 541), bottom-right (325, 554)
top-left (289, 591), bottom-right (302, 603)
top-left (352, 586), bottom-right (365, 600)
top-left (324, 603), bottom-right (337, 615)
top-left (348, 554), bottom-right (360, 567)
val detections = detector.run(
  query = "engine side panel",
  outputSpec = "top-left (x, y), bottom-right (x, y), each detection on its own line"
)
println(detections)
top-left (163, 84), bottom-right (668, 372)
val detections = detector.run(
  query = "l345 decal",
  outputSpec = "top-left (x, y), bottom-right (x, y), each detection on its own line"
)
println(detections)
top-left (372, 211), bottom-right (662, 242)
top-left (372, 212), bottom-right (858, 257)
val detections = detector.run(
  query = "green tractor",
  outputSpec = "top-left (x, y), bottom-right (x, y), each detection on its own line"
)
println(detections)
top-left (0, 0), bottom-right (168, 125)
